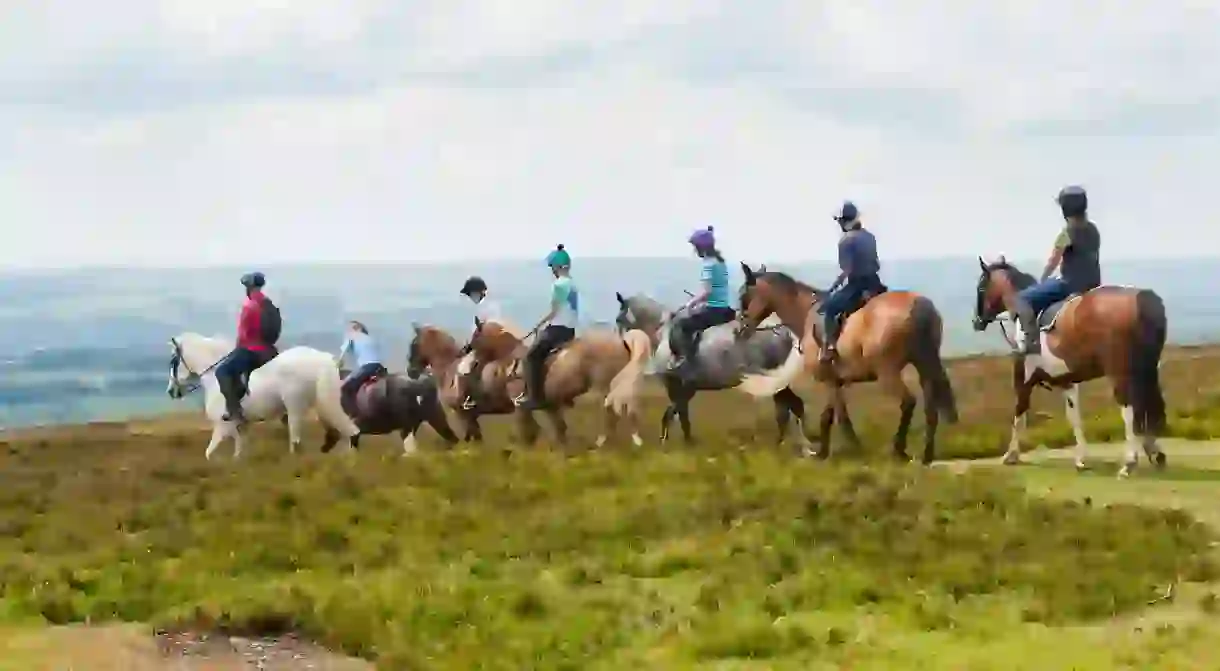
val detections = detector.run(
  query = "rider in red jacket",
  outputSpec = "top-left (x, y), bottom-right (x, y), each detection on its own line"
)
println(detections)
top-left (217, 272), bottom-right (276, 423)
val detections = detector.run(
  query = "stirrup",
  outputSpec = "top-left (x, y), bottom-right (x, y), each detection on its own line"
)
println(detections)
top-left (461, 396), bottom-right (477, 411)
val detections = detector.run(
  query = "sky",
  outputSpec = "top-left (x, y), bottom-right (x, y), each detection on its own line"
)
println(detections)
top-left (2, 1), bottom-right (1219, 269)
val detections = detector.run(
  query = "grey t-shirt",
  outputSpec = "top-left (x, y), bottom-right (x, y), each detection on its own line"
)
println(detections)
top-left (838, 227), bottom-right (881, 278)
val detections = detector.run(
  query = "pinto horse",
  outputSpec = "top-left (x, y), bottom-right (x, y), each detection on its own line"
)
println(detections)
top-left (406, 323), bottom-right (519, 442)
top-left (614, 291), bottom-right (814, 449)
top-left (972, 257), bottom-right (1167, 477)
top-left (336, 365), bottom-right (460, 455)
top-left (466, 320), bottom-right (652, 447)
top-left (734, 264), bottom-right (958, 463)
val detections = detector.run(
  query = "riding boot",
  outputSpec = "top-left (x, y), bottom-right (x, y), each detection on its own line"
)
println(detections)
top-left (461, 366), bottom-right (481, 410)
top-left (1014, 301), bottom-right (1040, 355)
top-left (820, 314), bottom-right (840, 363)
top-left (521, 361), bottom-right (546, 410)
top-left (218, 375), bottom-right (244, 423)
top-left (671, 332), bottom-right (696, 380)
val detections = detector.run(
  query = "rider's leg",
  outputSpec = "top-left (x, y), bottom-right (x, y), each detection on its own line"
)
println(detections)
top-left (819, 285), bottom-right (856, 361)
top-left (1014, 280), bottom-right (1068, 354)
top-left (522, 329), bottom-right (556, 407)
top-left (217, 348), bottom-right (255, 421)
top-left (461, 359), bottom-right (483, 408)
top-left (341, 362), bottom-right (379, 409)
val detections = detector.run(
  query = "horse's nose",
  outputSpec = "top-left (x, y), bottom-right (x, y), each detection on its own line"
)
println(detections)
top-left (971, 317), bottom-right (986, 332)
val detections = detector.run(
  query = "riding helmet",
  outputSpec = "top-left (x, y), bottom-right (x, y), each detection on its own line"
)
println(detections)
top-left (546, 244), bottom-right (571, 268)
top-left (460, 276), bottom-right (488, 296)
top-left (1056, 185), bottom-right (1088, 218)
top-left (240, 271), bottom-right (266, 288)
top-left (833, 200), bottom-right (859, 223)
top-left (688, 226), bottom-right (715, 249)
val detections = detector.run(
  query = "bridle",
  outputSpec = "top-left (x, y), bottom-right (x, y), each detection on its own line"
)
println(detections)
top-left (168, 338), bottom-right (222, 397)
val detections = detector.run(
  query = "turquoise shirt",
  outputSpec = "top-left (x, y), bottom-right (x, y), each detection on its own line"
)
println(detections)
top-left (337, 331), bottom-right (383, 368)
top-left (701, 258), bottom-right (731, 308)
top-left (550, 276), bottom-right (579, 328)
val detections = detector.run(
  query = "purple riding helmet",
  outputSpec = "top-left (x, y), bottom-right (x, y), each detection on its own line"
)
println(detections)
top-left (688, 226), bottom-right (715, 250)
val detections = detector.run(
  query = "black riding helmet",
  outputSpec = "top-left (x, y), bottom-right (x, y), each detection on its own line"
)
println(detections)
top-left (240, 272), bottom-right (266, 288)
top-left (1056, 185), bottom-right (1088, 219)
top-left (459, 276), bottom-right (488, 296)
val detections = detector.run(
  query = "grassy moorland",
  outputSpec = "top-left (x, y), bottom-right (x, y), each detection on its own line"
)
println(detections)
top-left (4, 346), bottom-right (1220, 668)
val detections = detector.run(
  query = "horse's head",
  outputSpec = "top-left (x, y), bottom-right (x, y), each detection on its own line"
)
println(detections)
top-left (166, 333), bottom-right (224, 399)
top-left (974, 255), bottom-right (1033, 331)
top-left (408, 323), bottom-right (459, 376)
top-left (735, 262), bottom-right (781, 339)
top-left (614, 292), bottom-right (664, 337)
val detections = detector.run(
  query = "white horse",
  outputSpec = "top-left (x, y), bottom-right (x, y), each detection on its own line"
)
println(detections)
top-left (166, 332), bottom-right (359, 459)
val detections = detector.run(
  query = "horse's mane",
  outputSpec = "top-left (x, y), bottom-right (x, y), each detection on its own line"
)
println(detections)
top-left (482, 317), bottom-right (526, 340)
top-left (983, 259), bottom-right (1037, 291)
top-left (761, 271), bottom-right (823, 297)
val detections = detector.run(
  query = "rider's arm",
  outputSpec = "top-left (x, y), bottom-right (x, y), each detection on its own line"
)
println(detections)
top-left (830, 235), bottom-right (853, 292)
top-left (236, 300), bottom-right (259, 347)
top-left (532, 284), bottom-right (563, 332)
top-left (335, 337), bottom-right (352, 364)
top-left (1041, 229), bottom-right (1069, 280)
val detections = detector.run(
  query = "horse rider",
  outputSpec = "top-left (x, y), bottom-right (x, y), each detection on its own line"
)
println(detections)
top-left (819, 200), bottom-right (884, 363)
top-left (217, 272), bottom-right (277, 424)
top-left (335, 320), bottom-right (387, 411)
top-left (458, 275), bottom-right (502, 409)
top-left (670, 226), bottom-right (735, 380)
top-left (520, 244), bottom-right (579, 409)
top-left (1013, 185), bottom-right (1101, 355)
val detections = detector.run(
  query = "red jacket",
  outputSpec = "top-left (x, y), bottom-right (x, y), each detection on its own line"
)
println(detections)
top-left (237, 290), bottom-right (269, 351)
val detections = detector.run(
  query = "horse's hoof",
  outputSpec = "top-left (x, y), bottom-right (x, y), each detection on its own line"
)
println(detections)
top-left (631, 434), bottom-right (643, 447)
top-left (1001, 451), bottom-right (1021, 466)
top-left (594, 436), bottom-right (607, 448)
top-left (1074, 461), bottom-right (1087, 472)
top-left (1154, 452), bottom-right (1167, 470)
top-left (1118, 463), bottom-right (1134, 479)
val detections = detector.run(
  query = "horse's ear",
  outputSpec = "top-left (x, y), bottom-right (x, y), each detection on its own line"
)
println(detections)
top-left (474, 316), bottom-right (484, 330)
top-left (741, 262), bottom-right (755, 285)
top-left (977, 256), bottom-right (987, 272)
top-left (615, 291), bottom-right (626, 306)
top-left (168, 337), bottom-right (177, 349)
top-left (411, 321), bottom-right (421, 334)
top-left (759, 263), bottom-right (767, 273)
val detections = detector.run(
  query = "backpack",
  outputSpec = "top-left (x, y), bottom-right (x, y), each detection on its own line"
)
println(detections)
top-left (259, 297), bottom-right (282, 345)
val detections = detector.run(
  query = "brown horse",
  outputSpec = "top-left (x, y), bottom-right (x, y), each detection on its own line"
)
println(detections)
top-left (334, 366), bottom-right (460, 454)
top-left (735, 263), bottom-right (958, 463)
top-left (973, 257), bottom-right (1167, 477)
top-left (467, 319), bottom-right (652, 447)
top-left (405, 324), bottom-right (519, 442)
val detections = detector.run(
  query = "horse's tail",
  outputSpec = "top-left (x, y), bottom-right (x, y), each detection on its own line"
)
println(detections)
top-left (909, 295), bottom-right (959, 424)
top-left (604, 329), bottom-right (652, 415)
top-left (736, 327), bottom-right (805, 398)
top-left (1129, 289), bottom-right (1167, 435)
top-left (314, 359), bottom-right (359, 437)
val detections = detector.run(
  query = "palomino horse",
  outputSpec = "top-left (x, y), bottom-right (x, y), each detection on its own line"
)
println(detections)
top-left (735, 264), bottom-right (958, 463)
top-left (406, 323), bottom-right (520, 442)
top-left (973, 257), bottom-right (1167, 477)
top-left (614, 292), bottom-right (814, 449)
top-left (166, 332), bottom-right (359, 459)
top-left (336, 366), bottom-right (460, 455)
top-left (467, 319), bottom-right (652, 447)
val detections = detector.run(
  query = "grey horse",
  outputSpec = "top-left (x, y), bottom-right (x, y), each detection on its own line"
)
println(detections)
top-left (614, 292), bottom-right (814, 449)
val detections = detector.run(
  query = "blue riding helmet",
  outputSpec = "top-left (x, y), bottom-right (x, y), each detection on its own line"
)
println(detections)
top-left (546, 244), bottom-right (571, 268)
top-left (1056, 185), bottom-right (1088, 218)
top-left (833, 200), bottom-right (859, 223)
top-left (240, 272), bottom-right (266, 288)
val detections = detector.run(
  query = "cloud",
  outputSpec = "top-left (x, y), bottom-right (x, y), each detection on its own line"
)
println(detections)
top-left (1, 0), bottom-right (1218, 268)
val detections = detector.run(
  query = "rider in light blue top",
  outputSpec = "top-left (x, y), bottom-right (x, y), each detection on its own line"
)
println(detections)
top-left (336, 320), bottom-right (387, 411)
top-left (521, 244), bottom-right (579, 409)
top-left (670, 226), bottom-right (736, 381)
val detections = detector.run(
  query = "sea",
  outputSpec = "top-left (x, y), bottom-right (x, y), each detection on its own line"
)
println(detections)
top-left (2, 257), bottom-right (1218, 429)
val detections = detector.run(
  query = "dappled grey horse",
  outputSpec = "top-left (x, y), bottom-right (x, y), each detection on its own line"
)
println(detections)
top-left (614, 292), bottom-right (813, 449)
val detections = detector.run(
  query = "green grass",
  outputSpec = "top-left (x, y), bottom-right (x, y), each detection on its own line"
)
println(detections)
top-left (6, 346), bottom-right (1220, 668)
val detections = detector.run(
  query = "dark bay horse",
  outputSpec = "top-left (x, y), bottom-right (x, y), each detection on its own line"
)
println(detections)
top-left (973, 257), bottom-right (1167, 477)
top-left (735, 264), bottom-right (958, 463)
top-left (614, 292), bottom-right (814, 449)
top-left (406, 324), bottom-right (519, 442)
top-left (331, 365), bottom-right (459, 454)
top-left (467, 319), bottom-right (652, 447)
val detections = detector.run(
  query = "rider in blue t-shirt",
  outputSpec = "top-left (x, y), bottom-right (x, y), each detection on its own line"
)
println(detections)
top-left (670, 226), bottom-right (736, 381)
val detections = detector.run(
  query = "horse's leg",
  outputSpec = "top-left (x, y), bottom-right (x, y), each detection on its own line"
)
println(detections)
top-left (232, 425), bottom-right (247, 460)
top-left (874, 371), bottom-right (914, 461)
top-left (918, 375), bottom-right (940, 466)
top-left (425, 403), bottom-right (461, 447)
top-left (204, 425), bottom-right (225, 461)
top-left (1002, 356), bottom-right (1034, 465)
top-left (544, 407), bottom-right (569, 446)
top-left (815, 399), bottom-right (835, 460)
top-left (660, 404), bottom-right (677, 443)
top-left (773, 387), bottom-right (814, 455)
top-left (516, 409), bottom-right (541, 446)
top-left (675, 388), bottom-right (695, 445)
top-left (321, 427), bottom-right (341, 453)
top-left (1062, 384), bottom-right (1088, 471)
top-left (831, 384), bottom-right (864, 454)
top-left (595, 404), bottom-right (618, 448)
top-left (399, 420), bottom-right (422, 456)
top-left (285, 408), bottom-right (304, 455)
top-left (1110, 377), bottom-right (1141, 479)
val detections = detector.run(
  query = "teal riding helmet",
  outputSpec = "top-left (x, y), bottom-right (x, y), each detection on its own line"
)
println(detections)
top-left (545, 244), bottom-right (571, 268)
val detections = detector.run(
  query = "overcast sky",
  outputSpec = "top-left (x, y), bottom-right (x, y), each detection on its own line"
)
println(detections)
top-left (2, 1), bottom-right (1218, 269)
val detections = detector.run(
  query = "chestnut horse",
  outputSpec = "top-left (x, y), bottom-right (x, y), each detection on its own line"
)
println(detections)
top-left (406, 324), bottom-right (519, 442)
top-left (973, 257), bottom-right (1167, 477)
top-left (735, 264), bottom-right (958, 463)
top-left (467, 319), bottom-right (652, 447)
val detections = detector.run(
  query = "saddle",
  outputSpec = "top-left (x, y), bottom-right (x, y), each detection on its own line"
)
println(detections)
top-left (344, 373), bottom-right (394, 418)
top-left (1035, 294), bottom-right (1084, 332)
top-left (236, 348), bottom-right (280, 398)
top-left (824, 283), bottom-right (889, 328)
